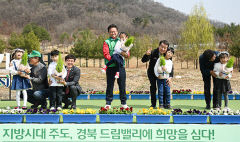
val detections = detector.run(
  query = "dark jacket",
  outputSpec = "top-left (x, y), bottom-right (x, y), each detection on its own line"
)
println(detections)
top-left (30, 62), bottom-right (49, 91)
top-left (65, 66), bottom-right (81, 94)
top-left (199, 51), bottom-right (219, 78)
top-left (141, 48), bottom-right (174, 77)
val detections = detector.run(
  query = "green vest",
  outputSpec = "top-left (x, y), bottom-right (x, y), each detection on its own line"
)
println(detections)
top-left (104, 37), bottom-right (125, 67)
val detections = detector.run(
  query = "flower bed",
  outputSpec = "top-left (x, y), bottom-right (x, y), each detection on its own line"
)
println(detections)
top-left (98, 107), bottom-right (133, 123)
top-left (209, 109), bottom-right (240, 124)
top-left (62, 108), bottom-right (97, 123)
top-left (172, 109), bottom-right (209, 124)
top-left (25, 108), bottom-right (60, 123)
top-left (136, 108), bottom-right (171, 124)
top-left (0, 109), bottom-right (24, 123)
top-left (172, 89), bottom-right (192, 94)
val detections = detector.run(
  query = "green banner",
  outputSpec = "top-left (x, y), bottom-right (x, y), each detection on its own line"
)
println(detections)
top-left (0, 124), bottom-right (239, 141)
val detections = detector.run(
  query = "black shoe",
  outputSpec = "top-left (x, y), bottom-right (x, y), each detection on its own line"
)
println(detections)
top-left (31, 104), bottom-right (39, 109)
top-left (71, 105), bottom-right (76, 109)
top-left (63, 104), bottom-right (70, 109)
top-left (165, 105), bottom-right (172, 109)
top-left (159, 105), bottom-right (164, 109)
top-left (41, 102), bottom-right (47, 109)
top-left (150, 105), bottom-right (156, 109)
top-left (205, 105), bottom-right (211, 110)
top-left (41, 105), bottom-right (47, 109)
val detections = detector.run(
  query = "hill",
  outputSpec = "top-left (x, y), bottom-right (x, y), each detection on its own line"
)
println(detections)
top-left (0, 0), bottom-right (189, 42)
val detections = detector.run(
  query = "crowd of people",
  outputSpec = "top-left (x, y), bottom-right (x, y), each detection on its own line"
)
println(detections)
top-left (8, 24), bottom-right (233, 110)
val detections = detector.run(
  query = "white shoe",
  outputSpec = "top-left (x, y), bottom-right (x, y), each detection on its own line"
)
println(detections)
top-left (101, 65), bottom-right (107, 73)
top-left (214, 107), bottom-right (220, 111)
top-left (57, 107), bottom-right (62, 111)
top-left (224, 107), bottom-right (230, 110)
top-left (104, 105), bottom-right (111, 109)
top-left (121, 104), bottom-right (129, 109)
top-left (115, 72), bottom-right (119, 78)
top-left (50, 107), bottom-right (55, 111)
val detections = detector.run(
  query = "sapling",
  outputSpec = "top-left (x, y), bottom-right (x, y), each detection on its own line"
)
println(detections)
top-left (224, 56), bottom-right (235, 72)
top-left (124, 36), bottom-right (134, 47)
top-left (159, 56), bottom-right (166, 66)
top-left (19, 50), bottom-right (30, 76)
top-left (121, 36), bottom-right (134, 52)
top-left (55, 53), bottom-right (64, 78)
top-left (226, 56), bottom-right (235, 68)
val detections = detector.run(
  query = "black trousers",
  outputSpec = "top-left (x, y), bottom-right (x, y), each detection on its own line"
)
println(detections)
top-left (148, 73), bottom-right (157, 107)
top-left (106, 66), bottom-right (127, 105)
top-left (215, 78), bottom-right (231, 107)
top-left (63, 86), bottom-right (79, 106)
top-left (49, 86), bottom-right (64, 108)
top-left (203, 76), bottom-right (217, 108)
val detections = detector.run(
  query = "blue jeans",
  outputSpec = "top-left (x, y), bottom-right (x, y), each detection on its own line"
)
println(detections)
top-left (157, 79), bottom-right (171, 106)
top-left (21, 89), bottom-right (49, 106)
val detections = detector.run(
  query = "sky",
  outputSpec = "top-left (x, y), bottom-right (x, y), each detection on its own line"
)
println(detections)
top-left (154, 0), bottom-right (240, 25)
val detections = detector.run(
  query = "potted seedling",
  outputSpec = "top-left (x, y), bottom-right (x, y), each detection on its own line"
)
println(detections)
top-left (54, 53), bottom-right (64, 81)
top-left (18, 50), bottom-right (31, 77)
top-left (121, 36), bottom-right (134, 52)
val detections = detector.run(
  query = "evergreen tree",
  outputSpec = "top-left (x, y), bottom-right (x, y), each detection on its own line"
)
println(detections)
top-left (22, 23), bottom-right (51, 42)
top-left (60, 32), bottom-right (70, 54)
top-left (0, 39), bottom-right (7, 53)
top-left (24, 30), bottom-right (40, 52)
top-left (8, 33), bottom-right (25, 50)
top-left (71, 29), bottom-right (96, 67)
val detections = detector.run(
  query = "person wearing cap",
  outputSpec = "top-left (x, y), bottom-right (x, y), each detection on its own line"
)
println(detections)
top-left (199, 49), bottom-right (219, 109)
top-left (22, 50), bottom-right (49, 108)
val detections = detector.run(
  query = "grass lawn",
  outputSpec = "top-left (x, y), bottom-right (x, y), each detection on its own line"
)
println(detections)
top-left (1, 100), bottom-right (239, 112)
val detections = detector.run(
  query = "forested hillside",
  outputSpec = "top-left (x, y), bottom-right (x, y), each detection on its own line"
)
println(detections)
top-left (0, 0), bottom-right (190, 42)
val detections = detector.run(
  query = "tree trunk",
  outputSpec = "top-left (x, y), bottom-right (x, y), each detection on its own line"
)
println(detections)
top-left (195, 59), bottom-right (198, 69)
top-left (238, 57), bottom-right (239, 69)
top-left (93, 58), bottom-right (95, 67)
top-left (79, 58), bottom-right (82, 67)
top-left (63, 44), bottom-right (65, 55)
top-left (187, 60), bottom-right (189, 69)
top-left (136, 56), bottom-right (139, 68)
top-left (99, 59), bottom-right (102, 68)
top-left (193, 60), bottom-right (196, 69)
top-left (86, 57), bottom-right (88, 67)
top-left (127, 59), bottom-right (130, 68)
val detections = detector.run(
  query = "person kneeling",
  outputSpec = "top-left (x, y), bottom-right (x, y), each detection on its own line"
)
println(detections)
top-left (59, 54), bottom-right (81, 109)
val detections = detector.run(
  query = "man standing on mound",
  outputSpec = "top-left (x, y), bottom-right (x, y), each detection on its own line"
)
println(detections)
top-left (102, 24), bottom-right (130, 109)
